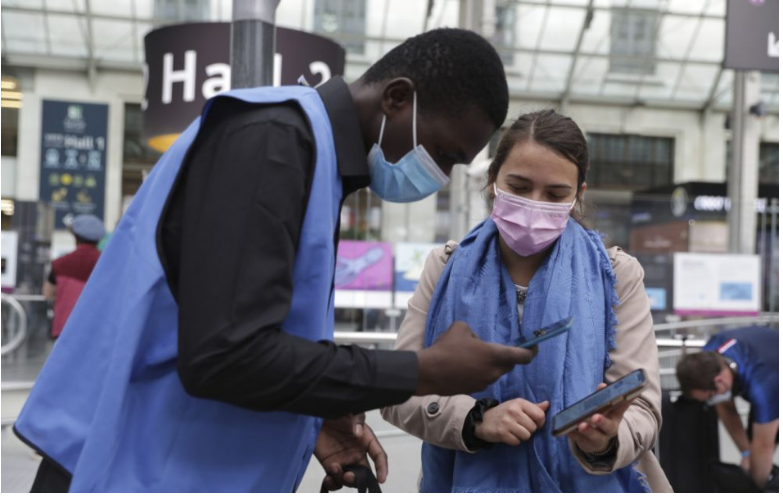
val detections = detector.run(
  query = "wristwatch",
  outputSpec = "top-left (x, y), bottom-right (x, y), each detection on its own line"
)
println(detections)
top-left (579, 438), bottom-right (620, 465)
top-left (462, 399), bottom-right (500, 453)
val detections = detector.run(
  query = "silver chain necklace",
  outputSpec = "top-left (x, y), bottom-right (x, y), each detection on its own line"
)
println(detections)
top-left (515, 286), bottom-right (528, 303)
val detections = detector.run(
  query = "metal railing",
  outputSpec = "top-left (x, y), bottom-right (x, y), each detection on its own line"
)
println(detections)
top-left (0, 303), bottom-right (776, 431)
top-left (333, 314), bottom-right (778, 346)
top-left (652, 314), bottom-right (779, 335)
top-left (1, 295), bottom-right (48, 302)
top-left (1, 290), bottom-right (776, 352)
top-left (1, 294), bottom-right (32, 356)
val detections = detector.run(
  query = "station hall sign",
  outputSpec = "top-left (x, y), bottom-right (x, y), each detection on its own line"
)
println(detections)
top-left (725, 0), bottom-right (779, 72)
top-left (143, 23), bottom-right (346, 152)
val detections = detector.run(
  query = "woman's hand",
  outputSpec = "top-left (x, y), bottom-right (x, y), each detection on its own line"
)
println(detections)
top-left (568, 384), bottom-right (633, 455)
top-left (475, 398), bottom-right (549, 445)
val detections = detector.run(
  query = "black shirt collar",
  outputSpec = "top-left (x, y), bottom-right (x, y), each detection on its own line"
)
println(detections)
top-left (316, 77), bottom-right (370, 195)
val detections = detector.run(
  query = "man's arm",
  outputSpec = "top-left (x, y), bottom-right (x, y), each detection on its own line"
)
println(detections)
top-left (749, 419), bottom-right (778, 488)
top-left (42, 281), bottom-right (56, 300)
top-left (716, 400), bottom-right (752, 456)
top-left (173, 101), bottom-right (417, 419)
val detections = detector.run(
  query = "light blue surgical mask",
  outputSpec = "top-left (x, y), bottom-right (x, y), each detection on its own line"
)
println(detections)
top-left (367, 92), bottom-right (449, 203)
top-left (706, 390), bottom-right (733, 406)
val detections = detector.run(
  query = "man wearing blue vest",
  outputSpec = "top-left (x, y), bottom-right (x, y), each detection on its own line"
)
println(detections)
top-left (17, 28), bottom-right (537, 492)
top-left (677, 326), bottom-right (779, 489)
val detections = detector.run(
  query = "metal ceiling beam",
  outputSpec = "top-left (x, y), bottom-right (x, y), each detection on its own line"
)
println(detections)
top-left (597, 0), bottom-right (630, 98)
top-left (4, 30), bottom-right (725, 68)
top-left (131, 0), bottom-right (139, 63)
top-left (629, 0), bottom-right (669, 102)
top-left (669, 0), bottom-right (711, 99)
top-left (1, 53), bottom-right (142, 73)
top-left (3, 5), bottom-right (171, 25)
top-left (507, 89), bottom-right (777, 114)
top-left (42, 0), bottom-right (53, 56)
top-left (702, 67), bottom-right (727, 111)
top-left (512, 0), bottom-right (725, 20)
top-left (423, 0), bottom-right (434, 32)
top-left (5, 52), bottom-right (773, 115)
top-left (3, 5), bottom-right (724, 67)
top-left (524, 0), bottom-right (552, 91)
top-left (379, 0), bottom-right (391, 59)
top-left (327, 31), bottom-right (724, 67)
top-left (1, 12), bottom-right (8, 56)
top-left (83, 0), bottom-right (98, 91)
top-left (560, 0), bottom-right (593, 112)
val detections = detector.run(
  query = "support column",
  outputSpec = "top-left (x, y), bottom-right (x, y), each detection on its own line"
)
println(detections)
top-left (231, 0), bottom-right (280, 89)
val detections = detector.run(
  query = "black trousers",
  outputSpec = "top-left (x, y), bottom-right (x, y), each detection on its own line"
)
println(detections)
top-left (30, 458), bottom-right (71, 493)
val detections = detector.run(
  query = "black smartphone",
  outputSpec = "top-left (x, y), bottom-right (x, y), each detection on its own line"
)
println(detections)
top-left (552, 368), bottom-right (648, 436)
top-left (515, 316), bottom-right (573, 349)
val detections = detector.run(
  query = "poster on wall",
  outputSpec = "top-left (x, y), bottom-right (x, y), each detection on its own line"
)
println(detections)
top-left (1, 231), bottom-right (19, 290)
top-left (39, 100), bottom-right (108, 229)
top-left (334, 241), bottom-right (393, 309)
top-left (673, 252), bottom-right (761, 316)
top-left (688, 221), bottom-right (729, 253)
top-left (394, 242), bottom-right (441, 309)
top-left (645, 287), bottom-right (667, 312)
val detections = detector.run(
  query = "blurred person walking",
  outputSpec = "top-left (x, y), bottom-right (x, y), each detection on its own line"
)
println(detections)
top-left (42, 214), bottom-right (105, 339)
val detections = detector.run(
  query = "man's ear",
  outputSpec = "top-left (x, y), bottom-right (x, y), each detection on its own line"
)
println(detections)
top-left (380, 78), bottom-right (415, 117)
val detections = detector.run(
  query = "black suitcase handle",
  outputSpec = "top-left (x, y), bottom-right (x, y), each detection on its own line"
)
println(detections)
top-left (320, 465), bottom-right (381, 493)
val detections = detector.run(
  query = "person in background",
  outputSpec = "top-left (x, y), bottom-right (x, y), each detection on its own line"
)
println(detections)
top-left (42, 214), bottom-right (105, 339)
top-left (677, 326), bottom-right (779, 489)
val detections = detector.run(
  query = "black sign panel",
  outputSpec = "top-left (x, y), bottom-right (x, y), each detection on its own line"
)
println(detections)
top-left (143, 23), bottom-right (346, 150)
top-left (39, 100), bottom-right (108, 229)
top-left (725, 0), bottom-right (779, 72)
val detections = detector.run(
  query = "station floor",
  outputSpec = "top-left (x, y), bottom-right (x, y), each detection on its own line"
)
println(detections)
top-left (2, 406), bottom-right (779, 493)
top-left (1, 410), bottom-right (420, 493)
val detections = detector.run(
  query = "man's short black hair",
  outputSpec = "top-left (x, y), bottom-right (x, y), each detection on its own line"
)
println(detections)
top-left (676, 351), bottom-right (724, 395)
top-left (361, 28), bottom-right (509, 128)
top-left (74, 235), bottom-right (99, 246)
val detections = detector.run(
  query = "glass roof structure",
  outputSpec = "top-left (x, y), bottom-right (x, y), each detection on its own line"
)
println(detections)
top-left (1, 0), bottom-right (778, 111)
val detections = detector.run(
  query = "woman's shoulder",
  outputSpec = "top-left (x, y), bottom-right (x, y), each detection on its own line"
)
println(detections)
top-left (420, 241), bottom-right (459, 284)
top-left (607, 246), bottom-right (644, 299)
top-left (430, 240), bottom-right (459, 266)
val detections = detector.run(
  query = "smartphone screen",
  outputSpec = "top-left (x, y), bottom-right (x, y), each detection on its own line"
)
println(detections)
top-left (552, 369), bottom-right (647, 435)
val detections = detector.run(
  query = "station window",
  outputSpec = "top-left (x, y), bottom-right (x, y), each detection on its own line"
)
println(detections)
top-left (492, 2), bottom-right (517, 66)
top-left (314, 0), bottom-right (367, 55)
top-left (758, 142), bottom-right (779, 186)
top-left (123, 103), bottom-right (162, 198)
top-left (609, 8), bottom-right (658, 75)
top-left (587, 133), bottom-right (674, 190)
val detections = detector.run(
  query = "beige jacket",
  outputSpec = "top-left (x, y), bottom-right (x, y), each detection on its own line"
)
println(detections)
top-left (381, 241), bottom-right (673, 493)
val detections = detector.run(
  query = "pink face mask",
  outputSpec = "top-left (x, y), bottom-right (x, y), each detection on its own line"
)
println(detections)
top-left (491, 183), bottom-right (575, 257)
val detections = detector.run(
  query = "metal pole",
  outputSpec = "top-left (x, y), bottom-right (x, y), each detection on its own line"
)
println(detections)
top-left (770, 199), bottom-right (778, 314)
top-left (759, 198), bottom-right (768, 309)
top-left (729, 71), bottom-right (761, 255)
top-left (404, 204), bottom-right (410, 242)
top-left (458, 0), bottom-right (484, 32)
top-left (231, 0), bottom-right (280, 89)
top-left (365, 187), bottom-right (372, 240)
top-left (728, 71), bottom-right (745, 253)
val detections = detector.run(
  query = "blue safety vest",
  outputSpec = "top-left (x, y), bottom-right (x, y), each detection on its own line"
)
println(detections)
top-left (15, 86), bottom-right (343, 492)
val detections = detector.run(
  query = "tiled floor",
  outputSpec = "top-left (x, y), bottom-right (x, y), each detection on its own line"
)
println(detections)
top-left (3, 409), bottom-right (779, 493)
top-left (2, 427), bottom-right (40, 493)
top-left (1, 411), bottom-right (421, 493)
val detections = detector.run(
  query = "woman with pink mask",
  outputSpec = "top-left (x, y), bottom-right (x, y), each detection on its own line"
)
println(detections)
top-left (382, 110), bottom-right (671, 492)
